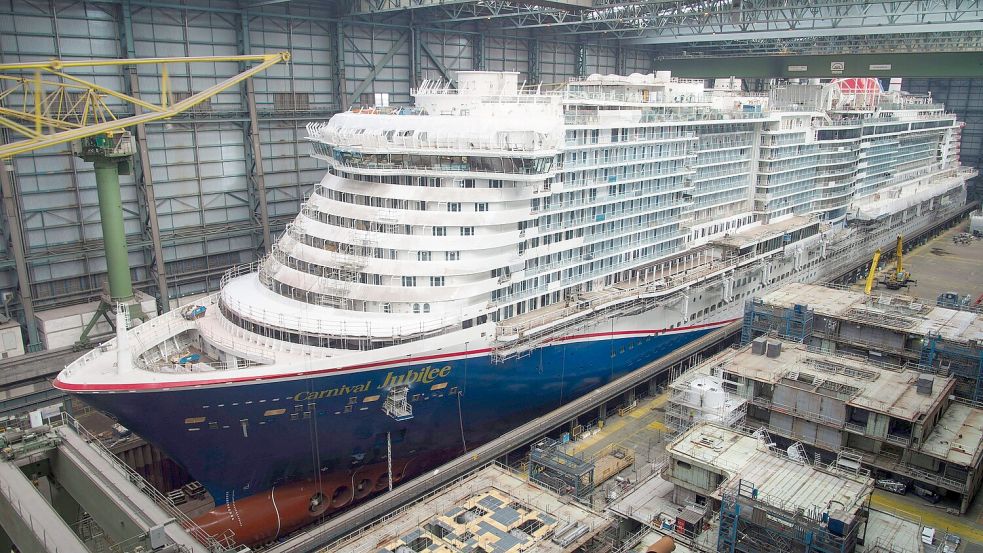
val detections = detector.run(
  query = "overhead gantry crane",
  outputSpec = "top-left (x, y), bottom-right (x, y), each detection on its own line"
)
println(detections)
top-left (0, 52), bottom-right (289, 348)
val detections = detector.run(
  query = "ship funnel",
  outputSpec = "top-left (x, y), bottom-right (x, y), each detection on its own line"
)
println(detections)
top-left (115, 302), bottom-right (132, 374)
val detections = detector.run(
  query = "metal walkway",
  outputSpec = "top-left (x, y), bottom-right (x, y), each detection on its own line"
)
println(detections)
top-left (54, 422), bottom-right (214, 553)
top-left (0, 345), bottom-right (92, 417)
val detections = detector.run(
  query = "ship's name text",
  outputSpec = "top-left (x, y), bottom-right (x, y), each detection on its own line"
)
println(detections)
top-left (292, 365), bottom-right (452, 401)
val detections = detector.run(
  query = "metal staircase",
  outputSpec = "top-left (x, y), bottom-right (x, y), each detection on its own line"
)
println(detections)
top-left (919, 331), bottom-right (941, 370)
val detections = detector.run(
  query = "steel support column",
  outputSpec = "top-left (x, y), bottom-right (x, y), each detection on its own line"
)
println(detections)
top-left (0, 161), bottom-right (39, 351)
top-left (575, 41), bottom-right (587, 79)
top-left (91, 159), bottom-right (133, 301)
top-left (615, 44), bottom-right (627, 76)
top-left (334, 21), bottom-right (348, 111)
top-left (472, 31), bottom-right (484, 71)
top-left (411, 26), bottom-right (423, 89)
top-left (528, 38), bottom-right (540, 84)
top-left (120, 0), bottom-right (169, 313)
top-left (240, 11), bottom-right (272, 255)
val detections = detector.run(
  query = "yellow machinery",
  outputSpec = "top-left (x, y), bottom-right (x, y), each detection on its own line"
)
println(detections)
top-left (882, 233), bottom-right (915, 289)
top-left (0, 53), bottom-right (289, 347)
top-left (0, 52), bottom-right (289, 158)
top-left (864, 248), bottom-right (881, 294)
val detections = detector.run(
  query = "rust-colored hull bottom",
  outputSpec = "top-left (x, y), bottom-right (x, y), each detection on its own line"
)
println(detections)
top-left (192, 458), bottom-right (414, 547)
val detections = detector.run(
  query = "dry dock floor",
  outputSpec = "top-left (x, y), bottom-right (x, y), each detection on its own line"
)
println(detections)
top-left (853, 219), bottom-right (983, 303)
top-left (872, 488), bottom-right (983, 551)
top-left (565, 392), bottom-right (668, 461)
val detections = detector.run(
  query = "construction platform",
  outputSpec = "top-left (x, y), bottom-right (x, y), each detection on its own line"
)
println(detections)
top-left (0, 413), bottom-right (234, 553)
top-left (743, 281), bottom-right (983, 401)
top-left (612, 421), bottom-right (975, 553)
top-left (326, 464), bottom-right (614, 552)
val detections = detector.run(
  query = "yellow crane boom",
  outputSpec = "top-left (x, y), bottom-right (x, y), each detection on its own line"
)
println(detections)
top-left (0, 52), bottom-right (290, 158)
top-left (0, 52), bottom-right (290, 349)
top-left (895, 233), bottom-right (904, 276)
top-left (865, 248), bottom-right (881, 295)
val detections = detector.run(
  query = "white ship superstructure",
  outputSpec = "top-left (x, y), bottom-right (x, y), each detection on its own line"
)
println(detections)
top-left (202, 72), bottom-right (967, 358)
top-left (60, 70), bottom-right (974, 378)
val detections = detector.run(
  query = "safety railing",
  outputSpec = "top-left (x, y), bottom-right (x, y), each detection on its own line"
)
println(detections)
top-left (58, 412), bottom-right (236, 552)
top-left (217, 289), bottom-right (460, 341)
top-left (496, 250), bottom-right (753, 338)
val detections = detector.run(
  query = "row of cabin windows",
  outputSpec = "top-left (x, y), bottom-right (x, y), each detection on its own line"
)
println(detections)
top-left (380, 303), bottom-right (431, 313)
top-left (401, 276), bottom-right (445, 287)
top-left (432, 226), bottom-right (474, 236)
top-left (259, 277), bottom-right (454, 318)
top-left (308, 211), bottom-right (481, 237)
top-left (330, 169), bottom-right (510, 189)
top-left (280, 253), bottom-right (463, 287)
top-left (299, 233), bottom-right (465, 262)
top-left (447, 203), bottom-right (489, 212)
top-left (418, 251), bottom-right (461, 261)
top-left (324, 148), bottom-right (555, 176)
top-left (321, 186), bottom-right (513, 213)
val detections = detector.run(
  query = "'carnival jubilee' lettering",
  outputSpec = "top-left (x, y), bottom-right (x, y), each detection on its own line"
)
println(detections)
top-left (292, 365), bottom-right (451, 402)
top-left (381, 365), bottom-right (451, 388)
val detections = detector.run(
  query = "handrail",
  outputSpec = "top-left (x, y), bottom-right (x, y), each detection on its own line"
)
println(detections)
top-left (497, 251), bottom-right (754, 339)
top-left (58, 412), bottom-right (234, 552)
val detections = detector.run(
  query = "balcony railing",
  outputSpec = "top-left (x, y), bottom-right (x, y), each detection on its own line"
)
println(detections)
top-left (884, 433), bottom-right (912, 447)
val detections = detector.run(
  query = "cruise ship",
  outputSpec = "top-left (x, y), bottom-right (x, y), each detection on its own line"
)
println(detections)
top-left (55, 72), bottom-right (974, 546)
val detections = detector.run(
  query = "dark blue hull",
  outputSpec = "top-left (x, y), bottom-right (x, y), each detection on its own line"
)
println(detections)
top-left (78, 326), bottom-right (715, 504)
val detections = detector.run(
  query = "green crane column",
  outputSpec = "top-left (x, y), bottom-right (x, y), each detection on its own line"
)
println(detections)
top-left (93, 158), bottom-right (133, 301)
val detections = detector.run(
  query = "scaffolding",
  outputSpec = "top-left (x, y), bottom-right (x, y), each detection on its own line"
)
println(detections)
top-left (529, 438), bottom-right (595, 501)
top-left (717, 478), bottom-right (865, 553)
top-left (665, 369), bottom-right (748, 438)
top-left (920, 331), bottom-right (983, 401)
top-left (740, 298), bottom-right (814, 345)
